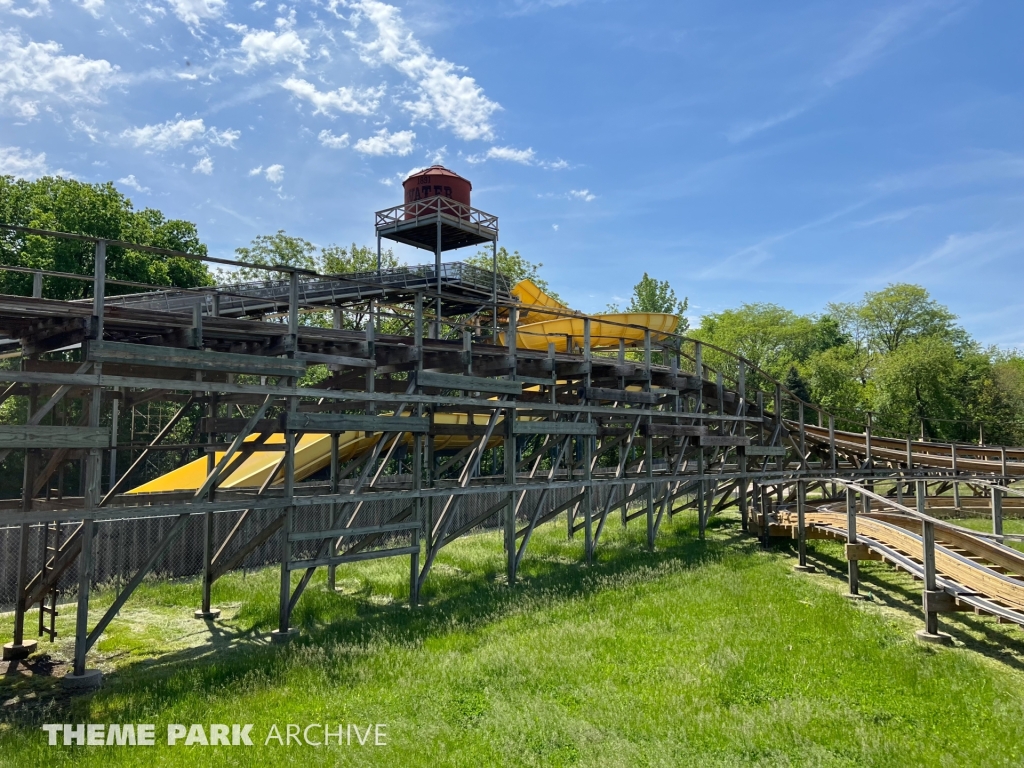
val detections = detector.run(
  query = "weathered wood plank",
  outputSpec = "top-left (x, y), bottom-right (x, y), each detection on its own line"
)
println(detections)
top-left (699, 435), bottom-right (751, 447)
top-left (283, 412), bottom-right (429, 433)
top-left (512, 420), bottom-right (598, 436)
top-left (583, 386), bottom-right (659, 404)
top-left (0, 425), bottom-right (109, 449)
top-left (87, 340), bottom-right (306, 378)
top-left (741, 445), bottom-right (787, 456)
top-left (417, 370), bottom-right (522, 395)
top-left (201, 417), bottom-right (281, 434)
top-left (642, 424), bottom-right (707, 437)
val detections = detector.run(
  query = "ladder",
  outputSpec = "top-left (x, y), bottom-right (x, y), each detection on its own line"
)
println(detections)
top-left (37, 521), bottom-right (60, 641)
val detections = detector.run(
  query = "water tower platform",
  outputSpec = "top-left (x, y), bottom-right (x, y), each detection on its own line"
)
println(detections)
top-left (375, 197), bottom-right (498, 252)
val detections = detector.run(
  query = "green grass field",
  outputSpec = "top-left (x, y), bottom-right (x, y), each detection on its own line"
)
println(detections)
top-left (3, 510), bottom-right (1024, 767)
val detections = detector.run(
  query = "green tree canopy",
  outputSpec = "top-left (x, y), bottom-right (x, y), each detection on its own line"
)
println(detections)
top-left (0, 175), bottom-right (212, 299)
top-left (618, 272), bottom-right (690, 334)
top-left (467, 246), bottom-right (559, 299)
top-left (829, 284), bottom-right (959, 354)
top-left (224, 230), bottom-right (400, 283)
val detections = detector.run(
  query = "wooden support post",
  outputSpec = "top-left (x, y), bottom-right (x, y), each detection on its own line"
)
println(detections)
top-left (32, 269), bottom-right (42, 299)
top-left (197, 392), bottom-right (219, 619)
top-left (845, 486), bottom-right (863, 599)
top-left (992, 485), bottom-right (1003, 538)
top-left (645, 427), bottom-right (655, 550)
top-left (951, 444), bottom-right (960, 509)
top-left (505, 305), bottom-right (518, 586)
top-left (273, 395), bottom-right (298, 643)
top-left (794, 479), bottom-right (814, 572)
top-left (6, 389), bottom-right (37, 660)
top-left (774, 384), bottom-right (783, 504)
top-left (583, 317), bottom-right (593, 565)
top-left (916, 482), bottom-right (951, 644)
top-left (327, 432), bottom-right (340, 591)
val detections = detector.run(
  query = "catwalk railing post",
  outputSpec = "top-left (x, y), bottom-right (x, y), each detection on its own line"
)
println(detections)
top-left (828, 413), bottom-right (837, 497)
top-left (434, 220), bottom-right (442, 338)
top-left (845, 486), bottom-right (862, 599)
top-left (491, 239), bottom-right (498, 342)
top-left (694, 342), bottom-right (705, 540)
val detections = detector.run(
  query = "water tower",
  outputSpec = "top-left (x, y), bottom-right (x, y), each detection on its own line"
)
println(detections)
top-left (375, 166), bottom-right (499, 335)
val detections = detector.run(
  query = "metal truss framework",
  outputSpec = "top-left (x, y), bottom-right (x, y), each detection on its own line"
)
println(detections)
top-left (0, 217), bottom-right (1021, 687)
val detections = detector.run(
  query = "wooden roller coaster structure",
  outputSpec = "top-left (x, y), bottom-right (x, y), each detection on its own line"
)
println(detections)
top-left (0, 199), bottom-right (1020, 690)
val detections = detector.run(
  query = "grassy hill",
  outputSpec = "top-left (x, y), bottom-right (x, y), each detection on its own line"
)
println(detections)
top-left (3, 511), bottom-right (1024, 767)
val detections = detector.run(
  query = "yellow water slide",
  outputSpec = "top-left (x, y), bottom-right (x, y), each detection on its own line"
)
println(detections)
top-left (127, 412), bottom-right (503, 494)
top-left (502, 280), bottom-right (680, 353)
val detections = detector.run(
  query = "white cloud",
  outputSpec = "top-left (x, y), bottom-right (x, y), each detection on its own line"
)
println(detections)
top-left (192, 156), bottom-right (213, 174)
top-left (75, 0), bottom-right (104, 17)
top-left (345, 0), bottom-right (500, 141)
top-left (231, 26), bottom-right (309, 70)
top-left (121, 118), bottom-right (241, 151)
top-left (544, 158), bottom-right (569, 170)
top-left (117, 174), bottom-right (149, 192)
top-left (0, 145), bottom-right (50, 178)
top-left (3, 0), bottom-right (50, 19)
top-left (122, 118), bottom-right (206, 150)
top-left (0, 30), bottom-right (119, 113)
top-left (249, 164), bottom-right (284, 183)
top-left (207, 127), bottom-right (241, 147)
top-left (552, 223), bottom-right (559, 231)
top-left (165, 0), bottom-right (224, 27)
top-left (281, 76), bottom-right (383, 116)
top-left (467, 145), bottom-right (534, 165)
top-left (354, 128), bottom-right (415, 156)
top-left (569, 189), bottom-right (595, 202)
top-left (264, 163), bottom-right (284, 183)
top-left (318, 129), bottom-right (350, 148)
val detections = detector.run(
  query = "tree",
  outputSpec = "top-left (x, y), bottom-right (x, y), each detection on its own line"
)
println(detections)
top-left (871, 336), bottom-right (961, 438)
top-left (0, 175), bottom-right (212, 298)
top-left (857, 284), bottom-right (958, 354)
top-left (466, 246), bottom-right (559, 299)
top-left (623, 272), bottom-right (689, 334)
top-left (224, 231), bottom-right (399, 283)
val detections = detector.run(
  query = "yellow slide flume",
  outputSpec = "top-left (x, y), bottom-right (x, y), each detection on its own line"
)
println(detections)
top-left (127, 412), bottom-right (504, 494)
top-left (502, 279), bottom-right (680, 353)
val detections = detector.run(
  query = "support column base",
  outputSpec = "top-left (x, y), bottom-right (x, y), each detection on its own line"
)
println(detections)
top-left (844, 592), bottom-right (868, 601)
top-left (62, 669), bottom-right (103, 691)
top-left (3, 640), bottom-right (37, 661)
top-left (915, 629), bottom-right (953, 646)
top-left (792, 564), bottom-right (816, 574)
top-left (270, 628), bottom-right (299, 644)
top-left (193, 609), bottom-right (221, 620)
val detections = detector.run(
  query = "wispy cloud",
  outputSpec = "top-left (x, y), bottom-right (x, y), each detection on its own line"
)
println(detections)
top-left (165, 0), bottom-right (225, 28)
top-left (317, 129), bottom-right (350, 148)
top-left (121, 117), bottom-right (240, 151)
top-left (354, 127), bottom-right (415, 156)
top-left (343, 0), bottom-right (500, 141)
top-left (117, 173), bottom-right (149, 192)
top-left (728, 1), bottom-right (963, 142)
top-left (0, 145), bottom-right (61, 178)
top-left (281, 77), bottom-right (384, 116)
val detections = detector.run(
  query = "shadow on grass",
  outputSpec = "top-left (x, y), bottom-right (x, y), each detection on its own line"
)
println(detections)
top-left (3, 513), bottom-right (750, 725)
top-left (775, 537), bottom-right (1024, 672)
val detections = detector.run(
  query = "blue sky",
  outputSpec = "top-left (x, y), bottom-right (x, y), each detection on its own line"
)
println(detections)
top-left (1, 1), bottom-right (1022, 345)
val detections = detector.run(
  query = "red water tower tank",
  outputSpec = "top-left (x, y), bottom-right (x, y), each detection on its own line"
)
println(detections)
top-left (403, 166), bottom-right (471, 218)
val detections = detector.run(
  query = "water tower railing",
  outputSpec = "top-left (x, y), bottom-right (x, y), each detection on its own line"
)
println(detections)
top-left (375, 196), bottom-right (499, 238)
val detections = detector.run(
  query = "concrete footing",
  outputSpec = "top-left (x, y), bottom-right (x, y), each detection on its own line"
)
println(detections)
top-left (3, 640), bottom-right (37, 661)
top-left (915, 629), bottom-right (953, 646)
top-left (193, 609), bottom-right (221, 620)
top-left (792, 564), bottom-right (816, 574)
top-left (844, 593), bottom-right (868, 601)
top-left (62, 669), bottom-right (103, 691)
top-left (270, 628), bottom-right (299, 644)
